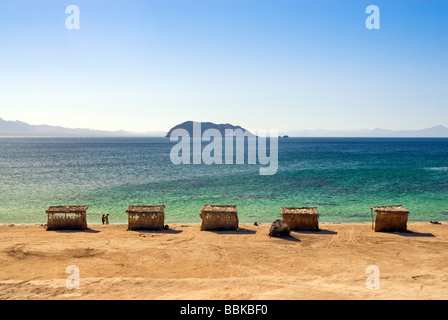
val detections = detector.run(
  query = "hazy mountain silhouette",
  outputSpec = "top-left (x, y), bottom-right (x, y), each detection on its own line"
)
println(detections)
top-left (0, 117), bottom-right (162, 137)
top-left (282, 125), bottom-right (448, 137)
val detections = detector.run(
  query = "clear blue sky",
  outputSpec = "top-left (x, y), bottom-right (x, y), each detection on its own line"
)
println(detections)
top-left (0, 0), bottom-right (447, 132)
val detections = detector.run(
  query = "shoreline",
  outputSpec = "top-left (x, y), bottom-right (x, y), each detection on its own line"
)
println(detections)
top-left (2, 219), bottom-right (447, 227)
top-left (1, 222), bottom-right (447, 300)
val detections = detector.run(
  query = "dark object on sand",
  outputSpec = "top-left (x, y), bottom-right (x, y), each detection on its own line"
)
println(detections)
top-left (164, 224), bottom-right (169, 230)
top-left (430, 221), bottom-right (441, 225)
top-left (254, 222), bottom-right (259, 226)
top-left (269, 220), bottom-right (290, 238)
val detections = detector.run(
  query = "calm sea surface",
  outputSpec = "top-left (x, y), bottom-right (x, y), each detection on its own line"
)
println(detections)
top-left (0, 137), bottom-right (447, 224)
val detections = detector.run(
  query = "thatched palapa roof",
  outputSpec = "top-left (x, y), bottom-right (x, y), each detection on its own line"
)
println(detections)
top-left (46, 205), bottom-right (89, 214)
top-left (371, 205), bottom-right (409, 214)
top-left (201, 205), bottom-right (237, 214)
top-left (281, 207), bottom-right (318, 215)
top-left (126, 205), bottom-right (165, 214)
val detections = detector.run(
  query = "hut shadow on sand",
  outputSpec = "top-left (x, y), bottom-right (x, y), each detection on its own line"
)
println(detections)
top-left (292, 229), bottom-right (337, 235)
top-left (270, 234), bottom-right (301, 242)
top-left (52, 228), bottom-right (100, 234)
top-left (205, 227), bottom-right (256, 235)
top-left (132, 228), bottom-right (183, 235)
top-left (383, 230), bottom-right (435, 238)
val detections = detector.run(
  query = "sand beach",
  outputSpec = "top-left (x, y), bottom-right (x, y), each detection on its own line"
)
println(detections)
top-left (0, 222), bottom-right (447, 300)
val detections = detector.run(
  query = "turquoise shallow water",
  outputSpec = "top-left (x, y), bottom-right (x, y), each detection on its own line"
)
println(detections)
top-left (0, 137), bottom-right (447, 224)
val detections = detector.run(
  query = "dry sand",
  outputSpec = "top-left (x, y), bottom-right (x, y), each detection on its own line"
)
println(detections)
top-left (0, 222), bottom-right (447, 300)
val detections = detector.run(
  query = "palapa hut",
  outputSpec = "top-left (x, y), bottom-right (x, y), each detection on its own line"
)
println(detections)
top-left (46, 205), bottom-right (88, 230)
top-left (126, 205), bottom-right (165, 230)
top-left (200, 205), bottom-right (238, 231)
top-left (281, 207), bottom-right (319, 231)
top-left (371, 205), bottom-right (409, 232)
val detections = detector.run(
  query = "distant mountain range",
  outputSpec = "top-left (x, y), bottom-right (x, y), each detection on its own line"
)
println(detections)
top-left (281, 125), bottom-right (448, 138)
top-left (0, 117), bottom-right (447, 138)
top-left (0, 117), bottom-right (163, 137)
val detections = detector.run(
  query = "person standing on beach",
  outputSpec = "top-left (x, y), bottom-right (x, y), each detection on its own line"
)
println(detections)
top-left (105, 214), bottom-right (109, 225)
top-left (102, 214), bottom-right (105, 225)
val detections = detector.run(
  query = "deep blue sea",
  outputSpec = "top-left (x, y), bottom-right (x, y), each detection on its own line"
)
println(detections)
top-left (0, 137), bottom-right (447, 224)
